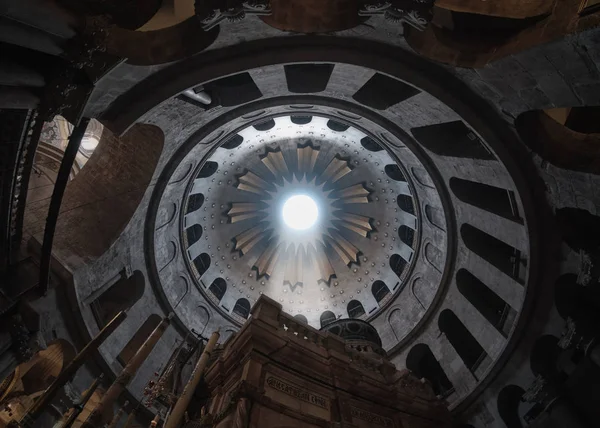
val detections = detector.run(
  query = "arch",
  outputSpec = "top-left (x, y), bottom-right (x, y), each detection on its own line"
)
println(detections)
top-left (327, 119), bottom-right (349, 132)
top-left (186, 193), bottom-right (204, 213)
top-left (233, 298), bottom-right (251, 319)
top-left (290, 115), bottom-right (312, 125)
top-left (530, 335), bottom-right (561, 378)
top-left (554, 273), bottom-right (600, 323)
top-left (347, 300), bottom-right (365, 319)
top-left (390, 254), bottom-right (408, 279)
top-left (208, 278), bottom-right (227, 302)
top-left (26, 124), bottom-right (164, 271)
top-left (197, 161), bottom-right (218, 178)
top-left (384, 164), bottom-right (406, 182)
top-left (360, 136), bottom-right (383, 152)
top-left (372, 280), bottom-right (391, 303)
top-left (497, 385), bottom-right (526, 428)
top-left (222, 134), bottom-right (243, 149)
top-left (320, 310), bottom-right (336, 327)
top-left (117, 314), bottom-right (162, 365)
top-left (456, 269), bottom-right (516, 337)
top-left (91, 270), bottom-right (145, 328)
top-left (438, 309), bottom-right (487, 374)
top-left (193, 253), bottom-right (211, 278)
top-left (450, 177), bottom-right (521, 222)
top-left (294, 315), bottom-right (308, 324)
top-left (461, 224), bottom-right (524, 284)
top-left (285, 63), bottom-right (334, 93)
top-left (399, 225), bottom-right (415, 247)
top-left (397, 194), bottom-right (415, 215)
top-left (555, 207), bottom-right (600, 252)
top-left (406, 344), bottom-right (454, 397)
top-left (186, 224), bottom-right (203, 246)
top-left (412, 121), bottom-right (494, 159)
top-left (516, 109), bottom-right (600, 175)
top-left (254, 118), bottom-right (275, 131)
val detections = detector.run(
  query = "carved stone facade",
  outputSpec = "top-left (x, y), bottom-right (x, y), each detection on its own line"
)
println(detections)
top-left (196, 296), bottom-right (450, 428)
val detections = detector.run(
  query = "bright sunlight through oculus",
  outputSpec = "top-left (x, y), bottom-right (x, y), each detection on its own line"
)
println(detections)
top-left (282, 194), bottom-right (319, 230)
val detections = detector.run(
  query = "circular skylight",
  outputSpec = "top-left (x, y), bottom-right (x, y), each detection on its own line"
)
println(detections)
top-left (282, 194), bottom-right (319, 230)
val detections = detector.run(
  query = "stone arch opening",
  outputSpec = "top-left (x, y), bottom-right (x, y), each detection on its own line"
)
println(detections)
top-left (372, 280), bottom-right (390, 304)
top-left (406, 343), bottom-right (454, 397)
top-left (438, 309), bottom-right (487, 375)
top-left (497, 384), bottom-right (526, 428)
top-left (456, 268), bottom-right (516, 337)
top-left (320, 311), bottom-right (336, 327)
top-left (91, 270), bottom-right (145, 328)
top-left (347, 300), bottom-right (365, 319)
top-left (233, 298), bottom-right (250, 319)
top-left (461, 223), bottom-right (525, 284)
top-left (208, 278), bottom-right (227, 302)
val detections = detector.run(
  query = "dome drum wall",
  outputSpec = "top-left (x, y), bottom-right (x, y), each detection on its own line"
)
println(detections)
top-left (129, 40), bottom-right (537, 410)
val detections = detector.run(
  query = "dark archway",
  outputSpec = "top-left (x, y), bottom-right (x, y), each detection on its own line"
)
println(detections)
top-left (406, 343), bottom-right (454, 397)
top-left (456, 269), bottom-right (516, 337)
top-left (233, 298), bottom-right (251, 319)
top-left (438, 309), bottom-right (487, 374)
top-left (91, 270), bottom-right (145, 328)
top-left (497, 385), bottom-right (525, 428)
top-left (320, 311), bottom-right (336, 327)
top-left (347, 300), bottom-right (365, 318)
top-left (208, 278), bottom-right (227, 302)
top-left (372, 280), bottom-right (391, 303)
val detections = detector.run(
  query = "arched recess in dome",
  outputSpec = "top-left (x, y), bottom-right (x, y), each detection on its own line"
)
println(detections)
top-left (233, 298), bottom-right (251, 319)
top-left (456, 269), bottom-right (516, 337)
top-left (497, 384), bottom-right (526, 428)
top-left (554, 273), bottom-right (600, 322)
top-left (118, 314), bottom-right (162, 365)
top-left (461, 224), bottom-right (525, 284)
top-left (372, 281), bottom-right (390, 304)
top-left (384, 164), bottom-right (406, 182)
top-left (347, 300), bottom-right (365, 319)
top-left (530, 335), bottom-right (561, 378)
top-left (397, 195), bottom-right (415, 215)
top-left (90, 270), bottom-right (145, 328)
top-left (406, 344), bottom-right (454, 397)
top-left (193, 253), bottom-right (211, 278)
top-left (515, 107), bottom-right (600, 175)
top-left (555, 207), bottom-right (600, 253)
top-left (208, 278), bottom-right (227, 302)
top-left (411, 121), bottom-right (494, 160)
top-left (438, 309), bottom-right (488, 378)
top-left (320, 311), bottom-right (336, 328)
top-left (390, 254), bottom-right (408, 280)
top-left (25, 124), bottom-right (164, 271)
top-left (450, 177), bottom-right (522, 223)
top-left (399, 225), bottom-right (415, 248)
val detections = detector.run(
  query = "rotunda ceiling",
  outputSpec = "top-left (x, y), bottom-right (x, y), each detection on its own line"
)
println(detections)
top-left (180, 114), bottom-right (427, 324)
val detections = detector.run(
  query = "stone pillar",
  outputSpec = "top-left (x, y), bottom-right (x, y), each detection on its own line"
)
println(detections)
top-left (57, 374), bottom-right (103, 428)
top-left (81, 314), bottom-right (172, 428)
top-left (122, 407), bottom-right (138, 428)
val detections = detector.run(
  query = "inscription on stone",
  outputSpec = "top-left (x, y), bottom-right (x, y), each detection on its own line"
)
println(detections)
top-left (350, 406), bottom-right (394, 427)
top-left (265, 374), bottom-right (329, 409)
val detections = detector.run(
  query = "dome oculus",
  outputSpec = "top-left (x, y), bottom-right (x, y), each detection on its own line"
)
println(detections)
top-left (282, 194), bottom-right (319, 230)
